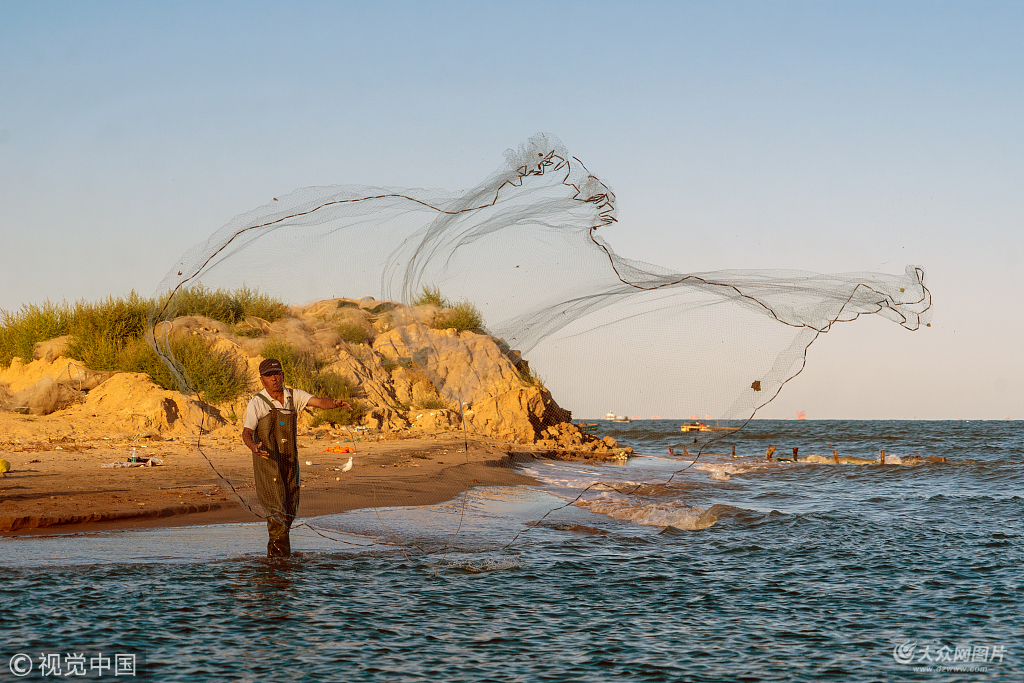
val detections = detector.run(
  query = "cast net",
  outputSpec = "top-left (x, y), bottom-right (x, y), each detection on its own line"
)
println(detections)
top-left (148, 133), bottom-right (932, 556)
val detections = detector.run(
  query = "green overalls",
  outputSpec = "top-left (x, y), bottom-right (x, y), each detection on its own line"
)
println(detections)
top-left (253, 391), bottom-right (300, 557)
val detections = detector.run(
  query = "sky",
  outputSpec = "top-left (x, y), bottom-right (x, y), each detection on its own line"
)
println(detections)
top-left (1, 1), bottom-right (1020, 419)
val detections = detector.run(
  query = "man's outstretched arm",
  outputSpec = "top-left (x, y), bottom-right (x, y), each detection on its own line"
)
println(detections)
top-left (306, 397), bottom-right (352, 410)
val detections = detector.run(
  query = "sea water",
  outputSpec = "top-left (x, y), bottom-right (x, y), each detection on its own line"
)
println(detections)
top-left (2, 421), bottom-right (1022, 682)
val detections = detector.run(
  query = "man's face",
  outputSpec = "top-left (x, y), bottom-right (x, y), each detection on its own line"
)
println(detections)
top-left (260, 371), bottom-right (284, 393)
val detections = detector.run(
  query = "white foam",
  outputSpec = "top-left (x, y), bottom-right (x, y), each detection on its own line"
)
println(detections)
top-left (575, 493), bottom-right (711, 530)
top-left (694, 463), bottom-right (754, 475)
top-left (444, 557), bottom-right (523, 573)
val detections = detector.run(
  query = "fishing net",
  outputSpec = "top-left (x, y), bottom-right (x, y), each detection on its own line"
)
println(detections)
top-left (148, 133), bottom-right (932, 554)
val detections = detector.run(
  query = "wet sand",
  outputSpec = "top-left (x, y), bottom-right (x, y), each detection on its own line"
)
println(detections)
top-left (0, 422), bottom-right (539, 536)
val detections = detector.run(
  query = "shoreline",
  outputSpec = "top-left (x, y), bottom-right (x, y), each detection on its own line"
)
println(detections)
top-left (1, 421), bottom-right (540, 537)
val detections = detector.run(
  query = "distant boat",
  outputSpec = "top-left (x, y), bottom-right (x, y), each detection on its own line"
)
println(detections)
top-left (605, 412), bottom-right (615, 420)
top-left (681, 421), bottom-right (739, 433)
top-left (577, 421), bottom-right (599, 432)
top-left (612, 415), bottom-right (631, 423)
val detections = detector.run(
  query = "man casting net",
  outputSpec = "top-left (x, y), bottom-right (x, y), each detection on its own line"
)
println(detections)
top-left (148, 133), bottom-right (932, 556)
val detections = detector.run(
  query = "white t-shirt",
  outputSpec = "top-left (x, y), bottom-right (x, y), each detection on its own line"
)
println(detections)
top-left (243, 387), bottom-right (315, 431)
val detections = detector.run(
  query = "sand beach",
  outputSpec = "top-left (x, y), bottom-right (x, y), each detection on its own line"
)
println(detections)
top-left (0, 410), bottom-right (541, 535)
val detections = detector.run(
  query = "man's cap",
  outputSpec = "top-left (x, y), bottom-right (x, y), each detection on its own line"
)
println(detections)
top-left (259, 358), bottom-right (284, 376)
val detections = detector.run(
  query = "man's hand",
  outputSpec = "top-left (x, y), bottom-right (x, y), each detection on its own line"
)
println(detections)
top-left (332, 399), bottom-right (352, 410)
top-left (242, 427), bottom-right (271, 460)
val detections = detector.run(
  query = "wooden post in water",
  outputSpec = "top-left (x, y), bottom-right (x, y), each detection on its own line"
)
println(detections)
top-left (880, 449), bottom-right (886, 465)
top-left (766, 445), bottom-right (776, 461)
top-left (792, 447), bottom-right (799, 461)
top-left (731, 444), bottom-right (736, 457)
top-left (833, 449), bottom-right (839, 463)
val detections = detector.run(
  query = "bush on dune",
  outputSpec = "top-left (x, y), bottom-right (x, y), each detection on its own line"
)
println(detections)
top-left (65, 293), bottom-right (150, 370)
top-left (0, 287), bottom-right (283, 405)
top-left (412, 285), bottom-right (485, 333)
top-left (161, 284), bottom-right (289, 324)
top-left (336, 321), bottom-right (369, 345)
top-left (434, 300), bottom-right (484, 332)
top-left (412, 285), bottom-right (449, 308)
top-left (0, 301), bottom-right (74, 367)
top-left (120, 335), bottom-right (252, 404)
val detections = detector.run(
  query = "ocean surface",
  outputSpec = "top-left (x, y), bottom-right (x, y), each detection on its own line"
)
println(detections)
top-left (3, 420), bottom-right (1022, 682)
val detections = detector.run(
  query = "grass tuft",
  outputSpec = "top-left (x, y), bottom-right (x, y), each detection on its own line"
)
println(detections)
top-left (337, 322), bottom-right (369, 345)
top-left (409, 286), bottom-right (485, 332)
top-left (159, 284), bottom-right (288, 324)
top-left (0, 287), bottom-right (282, 405)
top-left (434, 300), bottom-right (484, 332)
top-left (417, 397), bottom-right (450, 410)
top-left (412, 285), bottom-right (449, 308)
top-left (0, 301), bottom-right (74, 366)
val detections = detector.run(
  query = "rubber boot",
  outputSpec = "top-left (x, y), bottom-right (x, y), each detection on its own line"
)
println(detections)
top-left (267, 534), bottom-right (291, 558)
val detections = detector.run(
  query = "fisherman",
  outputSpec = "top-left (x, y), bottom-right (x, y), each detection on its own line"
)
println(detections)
top-left (241, 358), bottom-right (351, 557)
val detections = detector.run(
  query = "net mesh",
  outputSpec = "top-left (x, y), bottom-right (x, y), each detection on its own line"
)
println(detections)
top-left (147, 133), bottom-right (932, 554)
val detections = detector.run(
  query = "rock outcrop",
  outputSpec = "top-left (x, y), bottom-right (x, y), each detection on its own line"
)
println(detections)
top-left (3, 298), bottom-right (587, 446)
top-left (370, 322), bottom-right (570, 443)
top-left (0, 356), bottom-right (221, 433)
top-left (533, 422), bottom-right (634, 461)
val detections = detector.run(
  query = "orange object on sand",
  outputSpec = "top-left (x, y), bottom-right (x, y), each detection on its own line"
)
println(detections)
top-left (322, 446), bottom-right (353, 453)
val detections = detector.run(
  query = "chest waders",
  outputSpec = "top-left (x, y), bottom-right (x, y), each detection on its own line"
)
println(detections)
top-left (253, 392), bottom-right (300, 557)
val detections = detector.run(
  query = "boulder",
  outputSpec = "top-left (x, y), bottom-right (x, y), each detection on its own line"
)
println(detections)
top-left (72, 372), bottom-right (225, 433)
top-left (33, 335), bottom-right (71, 363)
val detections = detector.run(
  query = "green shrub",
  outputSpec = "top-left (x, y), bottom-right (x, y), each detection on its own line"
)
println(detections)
top-left (172, 336), bottom-right (252, 404)
top-left (310, 370), bottom-right (356, 400)
top-left (0, 288), bottom-right (291, 407)
top-left (412, 285), bottom-right (449, 308)
top-left (0, 301), bottom-right (73, 366)
top-left (434, 300), bottom-right (484, 332)
top-left (231, 323), bottom-right (265, 338)
top-left (121, 335), bottom-right (252, 404)
top-left (119, 337), bottom-right (175, 389)
top-left (517, 363), bottom-right (546, 388)
top-left (66, 293), bottom-right (150, 370)
top-left (336, 300), bottom-right (361, 309)
top-left (417, 397), bottom-right (450, 410)
top-left (337, 322), bottom-right (369, 345)
top-left (160, 284), bottom-right (288, 324)
top-left (0, 287), bottom-right (286, 369)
